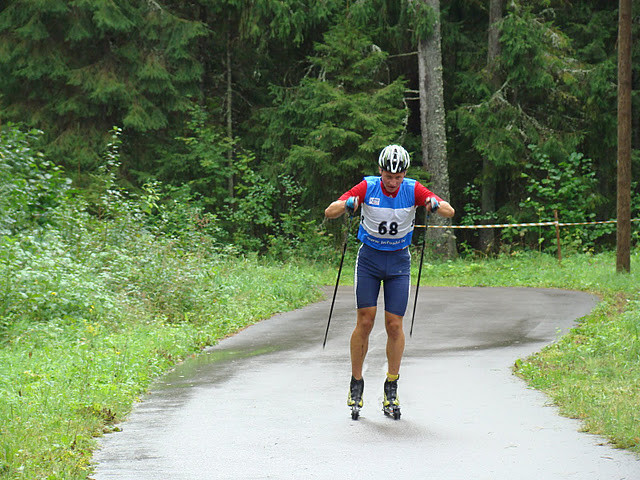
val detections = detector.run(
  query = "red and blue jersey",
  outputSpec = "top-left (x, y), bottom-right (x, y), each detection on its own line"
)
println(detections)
top-left (339, 176), bottom-right (441, 251)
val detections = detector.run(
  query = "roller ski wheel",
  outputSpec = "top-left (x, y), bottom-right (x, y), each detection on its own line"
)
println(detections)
top-left (351, 405), bottom-right (362, 420)
top-left (383, 377), bottom-right (401, 420)
top-left (348, 376), bottom-right (364, 421)
top-left (383, 404), bottom-right (401, 420)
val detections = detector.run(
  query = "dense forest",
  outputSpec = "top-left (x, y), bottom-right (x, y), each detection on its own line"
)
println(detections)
top-left (1, 0), bottom-right (638, 254)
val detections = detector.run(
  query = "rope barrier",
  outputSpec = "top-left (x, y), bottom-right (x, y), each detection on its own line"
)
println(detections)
top-left (415, 218), bottom-right (640, 229)
top-left (412, 214), bottom-right (638, 264)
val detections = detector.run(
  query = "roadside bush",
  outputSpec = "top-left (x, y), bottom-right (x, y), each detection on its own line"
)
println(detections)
top-left (0, 125), bottom-right (72, 235)
top-left (224, 153), bottom-right (333, 260)
top-left (0, 123), bottom-right (330, 341)
top-left (506, 145), bottom-right (612, 252)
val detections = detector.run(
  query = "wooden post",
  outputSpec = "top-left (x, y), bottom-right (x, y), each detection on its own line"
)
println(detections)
top-left (554, 210), bottom-right (562, 264)
top-left (616, 0), bottom-right (632, 272)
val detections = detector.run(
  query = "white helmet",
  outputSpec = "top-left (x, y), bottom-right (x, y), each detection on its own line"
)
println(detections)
top-left (378, 145), bottom-right (410, 173)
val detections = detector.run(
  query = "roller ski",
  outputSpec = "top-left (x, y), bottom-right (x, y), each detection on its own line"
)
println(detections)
top-left (382, 377), bottom-right (401, 420)
top-left (347, 376), bottom-right (364, 420)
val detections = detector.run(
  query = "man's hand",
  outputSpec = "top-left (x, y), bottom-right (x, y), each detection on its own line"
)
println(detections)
top-left (345, 196), bottom-right (359, 216)
top-left (427, 196), bottom-right (439, 213)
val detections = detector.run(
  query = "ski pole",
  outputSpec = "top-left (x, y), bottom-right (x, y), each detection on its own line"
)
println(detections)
top-left (409, 209), bottom-right (429, 338)
top-left (323, 213), bottom-right (353, 348)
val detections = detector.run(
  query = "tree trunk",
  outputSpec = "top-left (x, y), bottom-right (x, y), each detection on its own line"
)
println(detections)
top-left (416, 0), bottom-right (456, 258)
top-left (633, 69), bottom-right (639, 151)
top-left (226, 24), bottom-right (234, 198)
top-left (480, 0), bottom-right (504, 254)
top-left (616, 0), bottom-right (632, 273)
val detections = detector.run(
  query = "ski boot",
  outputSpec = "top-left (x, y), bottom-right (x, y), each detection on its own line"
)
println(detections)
top-left (347, 376), bottom-right (364, 420)
top-left (382, 377), bottom-right (401, 420)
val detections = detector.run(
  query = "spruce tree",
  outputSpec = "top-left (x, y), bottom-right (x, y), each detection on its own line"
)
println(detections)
top-left (449, 2), bottom-right (598, 225)
top-left (0, 0), bottom-right (206, 180)
top-left (254, 18), bottom-right (409, 209)
top-left (161, 0), bottom-right (342, 207)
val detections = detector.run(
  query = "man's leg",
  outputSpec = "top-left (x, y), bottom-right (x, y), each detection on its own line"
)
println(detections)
top-left (384, 311), bottom-right (405, 375)
top-left (350, 306), bottom-right (377, 379)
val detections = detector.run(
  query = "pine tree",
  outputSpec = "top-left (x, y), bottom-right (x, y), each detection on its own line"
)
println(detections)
top-left (478, 0), bottom-right (504, 254)
top-left (449, 2), bottom-right (599, 229)
top-left (0, 0), bottom-right (207, 178)
top-left (254, 18), bottom-right (409, 209)
top-left (159, 0), bottom-right (342, 206)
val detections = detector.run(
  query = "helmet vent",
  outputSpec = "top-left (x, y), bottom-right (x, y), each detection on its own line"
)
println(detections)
top-left (378, 145), bottom-right (410, 173)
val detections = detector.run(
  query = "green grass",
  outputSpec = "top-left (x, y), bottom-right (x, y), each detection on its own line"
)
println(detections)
top-left (515, 299), bottom-right (640, 451)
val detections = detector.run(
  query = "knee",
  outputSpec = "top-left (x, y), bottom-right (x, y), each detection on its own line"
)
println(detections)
top-left (356, 310), bottom-right (375, 335)
top-left (357, 318), bottom-right (375, 335)
top-left (385, 316), bottom-right (404, 339)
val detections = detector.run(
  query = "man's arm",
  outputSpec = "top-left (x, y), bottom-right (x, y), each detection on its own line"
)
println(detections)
top-left (415, 181), bottom-right (455, 218)
top-left (325, 200), bottom-right (349, 219)
top-left (432, 200), bottom-right (454, 218)
top-left (324, 181), bottom-right (367, 219)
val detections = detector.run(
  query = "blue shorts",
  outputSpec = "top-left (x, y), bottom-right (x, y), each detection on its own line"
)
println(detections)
top-left (354, 243), bottom-right (411, 317)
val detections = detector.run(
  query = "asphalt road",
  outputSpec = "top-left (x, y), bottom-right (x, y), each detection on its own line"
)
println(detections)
top-left (91, 286), bottom-right (640, 480)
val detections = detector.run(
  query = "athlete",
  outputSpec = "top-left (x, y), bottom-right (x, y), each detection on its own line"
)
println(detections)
top-left (324, 144), bottom-right (454, 417)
